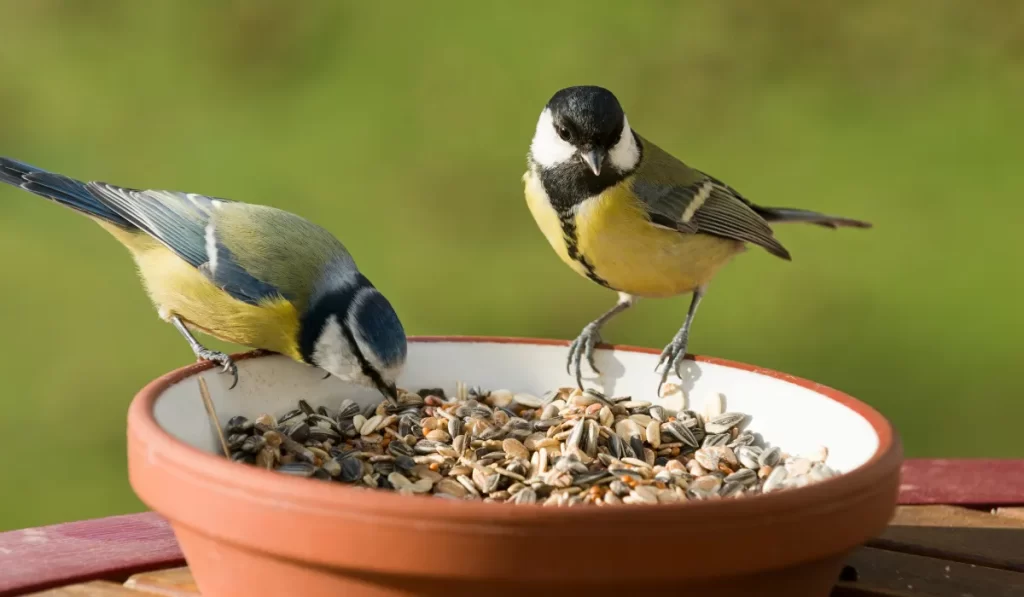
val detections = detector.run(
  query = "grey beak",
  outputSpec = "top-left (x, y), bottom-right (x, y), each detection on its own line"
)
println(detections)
top-left (379, 380), bottom-right (399, 405)
top-left (581, 149), bottom-right (605, 176)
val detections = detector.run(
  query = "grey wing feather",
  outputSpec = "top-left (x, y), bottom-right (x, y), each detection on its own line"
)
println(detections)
top-left (630, 137), bottom-right (791, 259)
top-left (629, 179), bottom-right (700, 234)
top-left (690, 183), bottom-right (790, 259)
top-left (86, 183), bottom-right (288, 304)
top-left (87, 183), bottom-right (211, 266)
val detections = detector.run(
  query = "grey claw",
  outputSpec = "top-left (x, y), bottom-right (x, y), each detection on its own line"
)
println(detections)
top-left (565, 339), bottom-right (578, 376)
top-left (585, 344), bottom-right (600, 376)
top-left (655, 334), bottom-right (689, 394)
top-left (197, 349), bottom-right (239, 389)
top-left (573, 345), bottom-right (585, 391)
top-left (674, 353), bottom-right (688, 378)
top-left (567, 324), bottom-right (602, 391)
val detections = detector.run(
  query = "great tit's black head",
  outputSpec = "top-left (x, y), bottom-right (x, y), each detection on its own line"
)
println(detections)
top-left (530, 85), bottom-right (640, 178)
top-left (298, 268), bottom-right (407, 403)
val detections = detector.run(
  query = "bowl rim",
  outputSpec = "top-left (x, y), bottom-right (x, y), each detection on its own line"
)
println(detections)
top-left (127, 335), bottom-right (902, 526)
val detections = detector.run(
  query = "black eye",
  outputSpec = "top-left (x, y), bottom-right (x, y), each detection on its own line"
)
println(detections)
top-left (555, 125), bottom-right (571, 141)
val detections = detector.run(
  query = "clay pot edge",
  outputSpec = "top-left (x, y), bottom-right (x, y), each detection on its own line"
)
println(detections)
top-left (126, 336), bottom-right (902, 529)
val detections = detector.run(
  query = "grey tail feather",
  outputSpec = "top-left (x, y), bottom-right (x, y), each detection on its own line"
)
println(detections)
top-left (0, 157), bottom-right (133, 228)
top-left (753, 206), bottom-right (873, 230)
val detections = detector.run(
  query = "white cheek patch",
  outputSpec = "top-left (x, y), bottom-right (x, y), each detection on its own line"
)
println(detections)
top-left (312, 315), bottom-right (360, 381)
top-left (607, 114), bottom-right (640, 172)
top-left (529, 108), bottom-right (577, 168)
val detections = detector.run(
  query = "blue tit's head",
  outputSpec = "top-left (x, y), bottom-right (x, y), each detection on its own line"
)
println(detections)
top-left (298, 268), bottom-right (407, 402)
top-left (529, 85), bottom-right (641, 178)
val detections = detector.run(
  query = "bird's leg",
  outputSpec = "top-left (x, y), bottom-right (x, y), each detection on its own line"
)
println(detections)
top-left (567, 292), bottom-right (636, 391)
top-left (170, 315), bottom-right (239, 389)
top-left (655, 285), bottom-right (706, 394)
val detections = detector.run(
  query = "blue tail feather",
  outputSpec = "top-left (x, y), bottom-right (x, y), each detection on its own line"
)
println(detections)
top-left (0, 157), bottom-right (133, 228)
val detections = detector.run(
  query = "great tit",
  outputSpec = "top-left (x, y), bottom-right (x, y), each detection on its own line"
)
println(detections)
top-left (0, 157), bottom-right (407, 401)
top-left (523, 85), bottom-right (871, 393)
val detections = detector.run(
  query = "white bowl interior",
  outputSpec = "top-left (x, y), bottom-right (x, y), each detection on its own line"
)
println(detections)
top-left (154, 340), bottom-right (879, 474)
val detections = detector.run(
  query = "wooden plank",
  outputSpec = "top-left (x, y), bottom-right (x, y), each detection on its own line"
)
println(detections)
top-left (842, 546), bottom-right (1024, 597)
top-left (122, 568), bottom-right (199, 597)
top-left (21, 581), bottom-right (147, 596)
top-left (891, 505), bottom-right (1024, 529)
top-left (867, 505), bottom-right (1024, 572)
top-left (995, 508), bottom-right (1024, 523)
top-left (899, 459), bottom-right (1024, 505)
top-left (0, 512), bottom-right (184, 597)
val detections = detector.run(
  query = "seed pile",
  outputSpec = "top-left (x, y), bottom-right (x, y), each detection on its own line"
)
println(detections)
top-left (221, 384), bottom-right (838, 506)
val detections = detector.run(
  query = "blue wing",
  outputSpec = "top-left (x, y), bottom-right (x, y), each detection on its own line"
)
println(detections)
top-left (84, 182), bottom-right (288, 306)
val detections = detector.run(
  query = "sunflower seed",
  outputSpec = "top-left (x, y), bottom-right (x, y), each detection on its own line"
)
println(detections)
top-left (665, 421), bottom-right (699, 448)
top-left (277, 462), bottom-right (316, 477)
top-left (511, 487), bottom-right (537, 504)
top-left (759, 446), bottom-right (782, 468)
top-left (705, 412), bottom-right (747, 433)
top-left (737, 446), bottom-right (763, 469)
top-left (725, 468), bottom-right (758, 487)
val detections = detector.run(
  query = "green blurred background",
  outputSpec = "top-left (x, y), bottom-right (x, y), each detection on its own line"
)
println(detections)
top-left (1, 1), bottom-right (1021, 531)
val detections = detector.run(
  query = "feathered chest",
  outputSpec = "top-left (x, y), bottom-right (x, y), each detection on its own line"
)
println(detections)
top-left (523, 167), bottom-right (744, 298)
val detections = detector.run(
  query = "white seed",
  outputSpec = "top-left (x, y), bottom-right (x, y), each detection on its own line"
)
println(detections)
top-left (703, 393), bottom-right (725, 419)
top-left (360, 415), bottom-right (383, 436)
top-left (631, 485), bottom-right (659, 504)
top-left (630, 414), bottom-right (653, 428)
top-left (688, 460), bottom-right (708, 477)
top-left (513, 393), bottom-right (543, 408)
top-left (786, 458), bottom-right (813, 476)
top-left (435, 478), bottom-right (467, 498)
top-left (502, 438), bottom-right (530, 460)
top-left (659, 382), bottom-right (686, 413)
top-left (540, 403), bottom-right (560, 420)
top-left (646, 420), bottom-right (662, 449)
top-left (410, 478), bottom-right (434, 493)
top-left (615, 418), bottom-right (641, 441)
top-left (425, 429), bottom-right (450, 442)
top-left (487, 389), bottom-right (514, 407)
top-left (387, 472), bottom-right (413, 490)
top-left (412, 464), bottom-right (442, 482)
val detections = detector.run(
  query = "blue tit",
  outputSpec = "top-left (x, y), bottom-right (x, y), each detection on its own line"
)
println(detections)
top-left (523, 86), bottom-right (872, 393)
top-left (0, 157), bottom-right (407, 401)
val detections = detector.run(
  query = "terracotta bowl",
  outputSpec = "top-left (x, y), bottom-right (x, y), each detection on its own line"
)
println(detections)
top-left (127, 336), bottom-right (902, 597)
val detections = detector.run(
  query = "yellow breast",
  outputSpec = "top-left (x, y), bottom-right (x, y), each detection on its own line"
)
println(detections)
top-left (523, 170), bottom-right (593, 280)
top-left (102, 223), bottom-right (303, 360)
top-left (523, 172), bottom-right (744, 298)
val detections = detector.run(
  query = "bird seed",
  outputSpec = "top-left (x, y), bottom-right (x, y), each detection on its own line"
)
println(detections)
top-left (218, 383), bottom-right (839, 506)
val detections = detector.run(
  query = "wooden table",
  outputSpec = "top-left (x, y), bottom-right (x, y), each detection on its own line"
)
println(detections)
top-left (2, 459), bottom-right (1022, 597)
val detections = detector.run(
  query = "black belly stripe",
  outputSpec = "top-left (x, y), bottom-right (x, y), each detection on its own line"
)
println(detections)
top-left (556, 208), bottom-right (612, 289)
